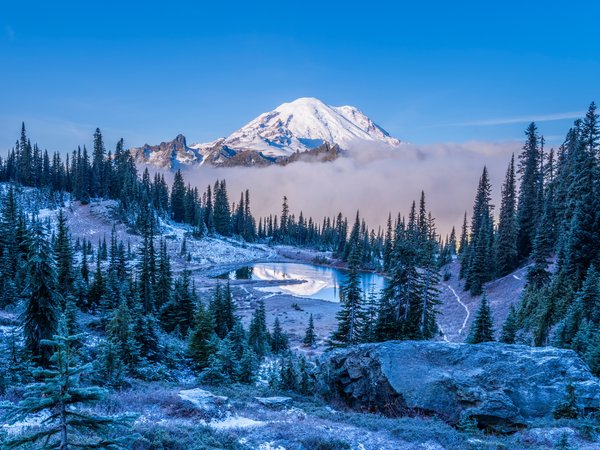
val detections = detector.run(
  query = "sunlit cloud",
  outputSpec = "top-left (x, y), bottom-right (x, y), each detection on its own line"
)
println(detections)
top-left (148, 139), bottom-right (521, 237)
top-left (428, 111), bottom-right (585, 128)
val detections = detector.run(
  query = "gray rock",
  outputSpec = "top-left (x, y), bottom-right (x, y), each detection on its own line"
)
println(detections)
top-left (178, 388), bottom-right (230, 417)
top-left (255, 396), bottom-right (293, 408)
top-left (319, 341), bottom-right (600, 431)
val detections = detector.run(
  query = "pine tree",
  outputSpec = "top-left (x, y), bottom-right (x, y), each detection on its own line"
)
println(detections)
top-left (160, 269), bottom-right (196, 336)
top-left (2, 319), bottom-right (135, 449)
top-left (188, 301), bottom-right (216, 370)
top-left (213, 180), bottom-right (232, 236)
top-left (91, 128), bottom-right (106, 197)
top-left (106, 299), bottom-right (139, 370)
top-left (466, 292), bottom-right (494, 344)
top-left (199, 337), bottom-right (237, 385)
top-left (23, 220), bottom-right (60, 367)
top-left (248, 300), bottom-right (270, 357)
top-left (302, 313), bottom-right (316, 347)
top-left (496, 154), bottom-right (518, 276)
top-left (170, 169), bottom-right (186, 222)
top-left (516, 122), bottom-right (542, 260)
top-left (376, 227), bottom-right (422, 341)
top-left (463, 167), bottom-right (495, 296)
top-left (330, 246), bottom-right (363, 346)
top-left (270, 317), bottom-right (289, 354)
top-left (499, 304), bottom-right (519, 344)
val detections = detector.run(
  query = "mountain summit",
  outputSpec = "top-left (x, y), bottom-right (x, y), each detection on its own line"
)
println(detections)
top-left (132, 97), bottom-right (401, 168)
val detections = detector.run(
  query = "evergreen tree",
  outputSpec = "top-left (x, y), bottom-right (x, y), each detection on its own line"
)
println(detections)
top-left (499, 305), bottom-right (519, 344)
top-left (106, 299), bottom-right (140, 370)
top-left (170, 170), bottom-right (186, 222)
top-left (2, 319), bottom-right (135, 449)
top-left (160, 269), bottom-right (196, 336)
top-left (213, 180), bottom-right (232, 235)
top-left (463, 167), bottom-right (495, 296)
top-left (466, 292), bottom-right (494, 344)
top-left (91, 128), bottom-right (106, 197)
top-left (199, 337), bottom-right (237, 385)
top-left (302, 314), bottom-right (316, 347)
top-left (23, 220), bottom-right (60, 367)
top-left (330, 247), bottom-right (363, 346)
top-left (270, 317), bottom-right (289, 354)
top-left (516, 122), bottom-right (542, 260)
top-left (188, 301), bottom-right (216, 370)
top-left (248, 300), bottom-right (270, 357)
top-left (496, 154), bottom-right (518, 276)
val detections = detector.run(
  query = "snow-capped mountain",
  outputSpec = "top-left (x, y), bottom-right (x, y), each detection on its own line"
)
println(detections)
top-left (131, 97), bottom-right (401, 168)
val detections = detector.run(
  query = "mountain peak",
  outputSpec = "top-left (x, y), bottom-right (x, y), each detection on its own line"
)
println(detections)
top-left (132, 98), bottom-right (401, 168)
top-left (216, 97), bottom-right (401, 157)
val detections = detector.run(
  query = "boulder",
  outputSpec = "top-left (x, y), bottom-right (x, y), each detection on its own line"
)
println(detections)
top-left (255, 396), bottom-right (293, 408)
top-left (319, 341), bottom-right (600, 431)
top-left (178, 388), bottom-right (230, 417)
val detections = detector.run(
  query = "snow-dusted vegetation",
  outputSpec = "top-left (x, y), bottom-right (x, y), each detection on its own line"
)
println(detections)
top-left (1, 102), bottom-right (600, 449)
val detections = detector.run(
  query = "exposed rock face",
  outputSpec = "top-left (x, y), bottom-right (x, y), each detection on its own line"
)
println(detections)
top-left (131, 136), bottom-right (343, 168)
top-left (130, 134), bottom-right (203, 169)
top-left (319, 341), bottom-right (600, 431)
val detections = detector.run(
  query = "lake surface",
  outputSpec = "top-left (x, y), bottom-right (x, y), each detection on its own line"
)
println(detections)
top-left (216, 262), bottom-right (386, 303)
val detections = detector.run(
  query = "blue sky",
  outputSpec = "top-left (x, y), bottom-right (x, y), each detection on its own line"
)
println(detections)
top-left (1, 0), bottom-right (599, 153)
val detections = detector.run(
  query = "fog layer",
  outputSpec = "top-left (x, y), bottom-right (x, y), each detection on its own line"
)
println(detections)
top-left (174, 141), bottom-right (520, 235)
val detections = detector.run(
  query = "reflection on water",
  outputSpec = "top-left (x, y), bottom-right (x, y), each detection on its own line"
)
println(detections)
top-left (216, 262), bottom-right (386, 303)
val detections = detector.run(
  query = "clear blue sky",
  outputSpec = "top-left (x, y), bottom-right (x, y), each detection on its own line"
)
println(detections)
top-left (1, 0), bottom-right (598, 153)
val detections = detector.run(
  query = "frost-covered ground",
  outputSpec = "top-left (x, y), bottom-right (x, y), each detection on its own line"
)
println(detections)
top-left (83, 382), bottom-right (600, 449)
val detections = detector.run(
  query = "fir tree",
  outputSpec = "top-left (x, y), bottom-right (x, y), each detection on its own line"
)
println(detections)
top-left (2, 319), bottom-right (135, 449)
top-left (496, 154), bottom-right (518, 276)
top-left (248, 300), bottom-right (270, 357)
top-left (170, 169), bottom-right (186, 222)
top-left (330, 246), bottom-right (363, 346)
top-left (516, 122), bottom-right (542, 260)
top-left (188, 301), bottom-right (216, 370)
top-left (499, 305), bottom-right (519, 344)
top-left (213, 180), bottom-right (232, 236)
top-left (466, 292), bottom-right (494, 344)
top-left (302, 313), bottom-right (316, 347)
top-left (22, 220), bottom-right (60, 367)
top-left (270, 317), bottom-right (289, 354)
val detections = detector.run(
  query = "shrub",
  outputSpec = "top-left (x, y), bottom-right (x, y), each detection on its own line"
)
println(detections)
top-left (553, 384), bottom-right (579, 420)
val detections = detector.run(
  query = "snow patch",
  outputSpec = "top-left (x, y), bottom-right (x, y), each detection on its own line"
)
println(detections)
top-left (259, 442), bottom-right (286, 450)
top-left (2, 411), bottom-right (50, 436)
top-left (209, 415), bottom-right (266, 430)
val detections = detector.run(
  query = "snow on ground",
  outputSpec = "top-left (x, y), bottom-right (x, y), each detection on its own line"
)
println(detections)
top-left (209, 415), bottom-right (267, 430)
top-left (258, 442), bottom-right (286, 450)
top-left (35, 197), bottom-right (277, 277)
top-left (2, 411), bottom-right (50, 436)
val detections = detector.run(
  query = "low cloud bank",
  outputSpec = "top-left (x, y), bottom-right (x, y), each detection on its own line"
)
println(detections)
top-left (175, 140), bottom-right (521, 235)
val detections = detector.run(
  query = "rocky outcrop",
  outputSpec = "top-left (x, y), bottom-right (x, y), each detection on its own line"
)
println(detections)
top-left (178, 388), bottom-right (230, 418)
top-left (319, 341), bottom-right (600, 432)
top-left (131, 134), bottom-right (203, 168)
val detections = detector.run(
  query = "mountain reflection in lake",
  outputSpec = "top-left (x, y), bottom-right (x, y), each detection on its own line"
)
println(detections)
top-left (215, 262), bottom-right (386, 303)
